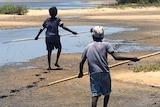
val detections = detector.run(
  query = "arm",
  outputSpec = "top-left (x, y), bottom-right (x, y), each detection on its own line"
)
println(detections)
top-left (61, 24), bottom-right (78, 35)
top-left (110, 51), bottom-right (140, 62)
top-left (78, 57), bottom-right (86, 78)
top-left (34, 27), bottom-right (45, 40)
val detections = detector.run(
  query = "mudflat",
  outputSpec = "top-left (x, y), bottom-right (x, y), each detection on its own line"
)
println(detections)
top-left (0, 7), bottom-right (160, 107)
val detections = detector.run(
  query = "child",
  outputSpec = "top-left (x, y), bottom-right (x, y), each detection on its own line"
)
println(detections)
top-left (35, 6), bottom-right (77, 70)
top-left (78, 26), bottom-right (140, 107)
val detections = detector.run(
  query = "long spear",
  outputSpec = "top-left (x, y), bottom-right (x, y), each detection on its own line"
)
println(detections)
top-left (3, 27), bottom-right (108, 44)
top-left (42, 51), bottom-right (160, 87)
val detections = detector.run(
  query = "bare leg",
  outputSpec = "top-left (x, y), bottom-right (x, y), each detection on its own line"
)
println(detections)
top-left (47, 50), bottom-right (52, 70)
top-left (103, 95), bottom-right (110, 107)
top-left (92, 96), bottom-right (99, 107)
top-left (55, 44), bottom-right (61, 67)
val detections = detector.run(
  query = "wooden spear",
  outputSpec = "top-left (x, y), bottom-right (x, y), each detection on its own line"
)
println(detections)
top-left (45, 51), bottom-right (160, 87)
top-left (3, 27), bottom-right (108, 44)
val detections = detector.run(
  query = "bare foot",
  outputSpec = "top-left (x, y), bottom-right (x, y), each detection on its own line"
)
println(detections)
top-left (55, 63), bottom-right (60, 67)
top-left (47, 67), bottom-right (52, 70)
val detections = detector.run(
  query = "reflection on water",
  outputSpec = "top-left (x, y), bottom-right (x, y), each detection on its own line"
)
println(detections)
top-left (0, 26), bottom-right (159, 66)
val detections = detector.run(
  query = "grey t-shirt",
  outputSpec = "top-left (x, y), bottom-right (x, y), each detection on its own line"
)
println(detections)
top-left (82, 41), bottom-right (114, 75)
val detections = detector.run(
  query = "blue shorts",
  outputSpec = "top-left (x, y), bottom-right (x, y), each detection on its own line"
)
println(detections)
top-left (90, 72), bottom-right (111, 97)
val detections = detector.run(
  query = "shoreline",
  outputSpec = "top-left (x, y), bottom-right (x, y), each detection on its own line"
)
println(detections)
top-left (0, 6), bottom-right (160, 84)
top-left (1, 6), bottom-right (160, 83)
top-left (0, 7), bottom-right (160, 107)
top-left (0, 6), bottom-right (160, 29)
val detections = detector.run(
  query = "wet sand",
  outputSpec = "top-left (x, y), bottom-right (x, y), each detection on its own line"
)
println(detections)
top-left (0, 7), bottom-right (160, 107)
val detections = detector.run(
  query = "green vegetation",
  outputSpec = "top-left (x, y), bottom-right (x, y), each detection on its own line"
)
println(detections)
top-left (116, 0), bottom-right (160, 5)
top-left (98, 0), bottom-right (160, 8)
top-left (114, 0), bottom-right (160, 8)
top-left (133, 63), bottom-right (160, 72)
top-left (0, 4), bottom-right (29, 15)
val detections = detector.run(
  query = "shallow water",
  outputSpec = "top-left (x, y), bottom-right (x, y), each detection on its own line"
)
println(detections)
top-left (0, 26), bottom-right (159, 66)
top-left (0, 1), bottom-right (97, 10)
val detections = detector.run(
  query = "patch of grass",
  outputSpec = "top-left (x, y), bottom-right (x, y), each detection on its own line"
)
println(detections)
top-left (133, 63), bottom-right (160, 72)
top-left (0, 4), bottom-right (29, 15)
top-left (116, 0), bottom-right (160, 5)
top-left (113, 3), bottom-right (160, 8)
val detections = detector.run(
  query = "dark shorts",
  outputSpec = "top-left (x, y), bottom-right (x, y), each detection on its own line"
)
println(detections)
top-left (90, 72), bottom-right (111, 97)
top-left (45, 36), bottom-right (61, 50)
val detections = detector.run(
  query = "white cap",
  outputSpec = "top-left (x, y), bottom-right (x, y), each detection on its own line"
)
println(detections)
top-left (91, 26), bottom-right (104, 39)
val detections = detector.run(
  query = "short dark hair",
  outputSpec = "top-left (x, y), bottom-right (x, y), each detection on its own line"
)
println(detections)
top-left (49, 6), bottom-right (57, 17)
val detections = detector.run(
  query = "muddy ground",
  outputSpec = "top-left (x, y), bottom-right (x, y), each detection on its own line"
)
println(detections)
top-left (0, 7), bottom-right (160, 107)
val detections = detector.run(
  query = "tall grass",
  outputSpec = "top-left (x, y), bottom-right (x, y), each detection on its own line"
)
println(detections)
top-left (0, 4), bottom-right (29, 15)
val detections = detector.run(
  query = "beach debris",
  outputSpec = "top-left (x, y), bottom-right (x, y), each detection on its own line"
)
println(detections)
top-left (32, 81), bottom-right (39, 85)
top-left (26, 84), bottom-right (36, 89)
top-left (39, 77), bottom-right (46, 81)
top-left (42, 71), bottom-right (48, 74)
top-left (0, 95), bottom-right (8, 99)
top-left (0, 95), bottom-right (14, 99)
top-left (35, 74), bottom-right (41, 76)
top-left (152, 102), bottom-right (157, 105)
top-left (10, 89), bottom-right (20, 93)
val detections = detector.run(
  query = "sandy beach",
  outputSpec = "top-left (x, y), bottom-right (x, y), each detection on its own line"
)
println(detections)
top-left (0, 6), bottom-right (160, 107)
